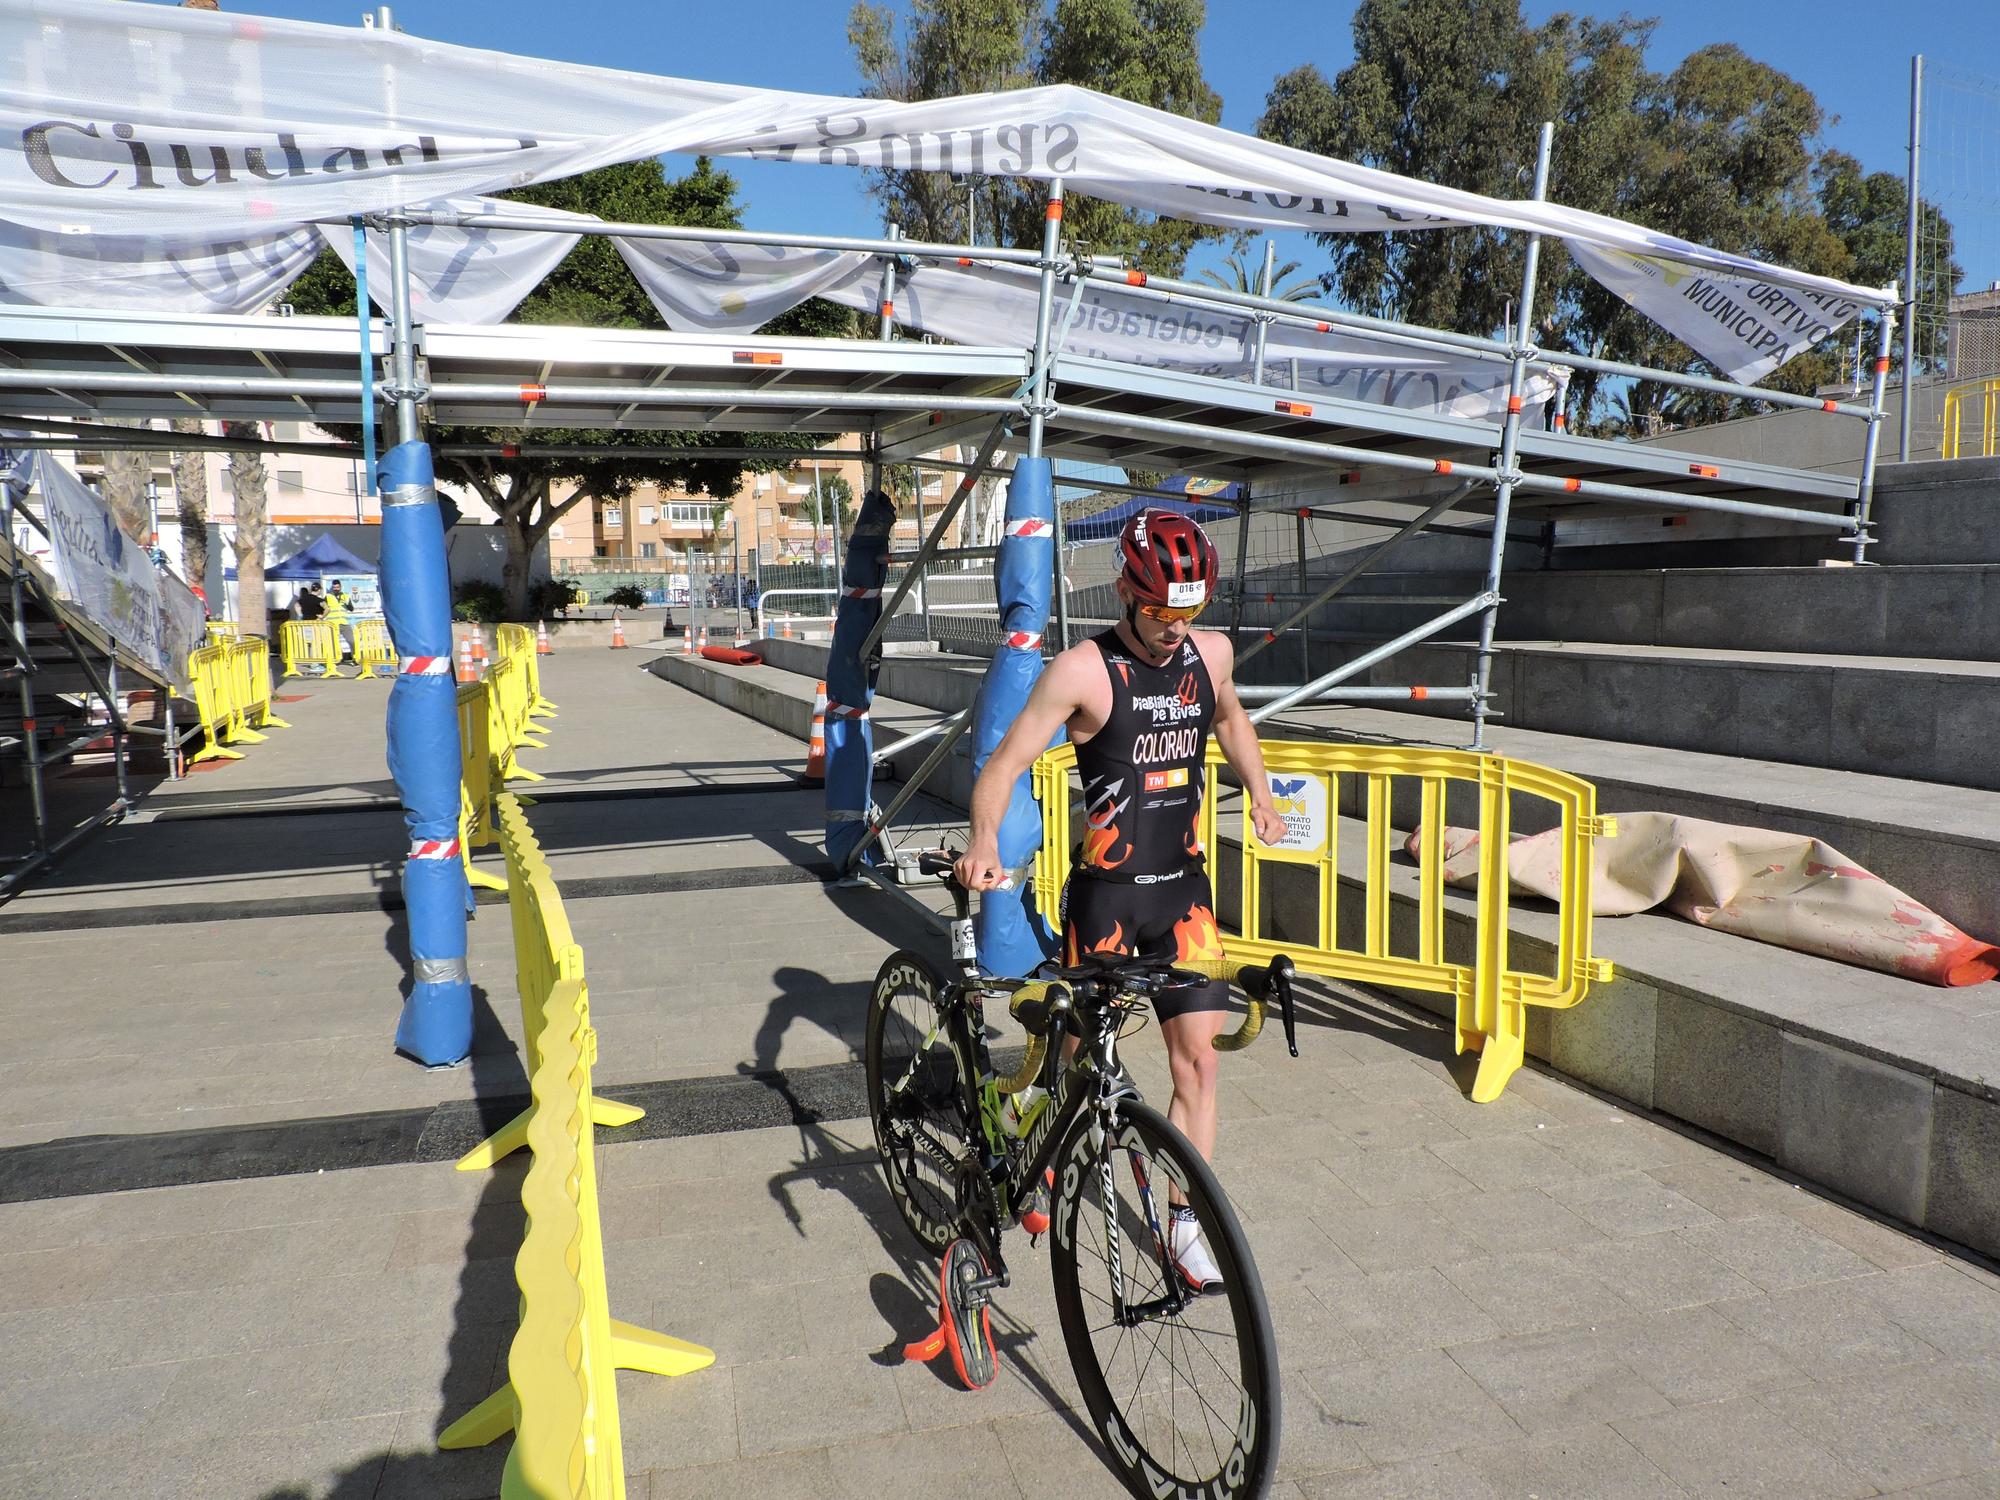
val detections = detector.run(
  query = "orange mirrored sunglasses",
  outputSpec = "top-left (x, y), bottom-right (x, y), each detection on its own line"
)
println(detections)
top-left (1138, 601), bottom-right (1207, 623)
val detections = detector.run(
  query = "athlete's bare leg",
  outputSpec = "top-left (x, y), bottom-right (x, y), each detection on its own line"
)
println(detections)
top-left (1160, 1007), bottom-right (1227, 1164)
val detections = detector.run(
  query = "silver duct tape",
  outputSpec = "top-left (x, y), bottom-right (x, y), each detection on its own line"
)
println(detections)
top-left (827, 809), bottom-right (871, 822)
top-left (413, 956), bottom-right (470, 985)
top-left (383, 483), bottom-right (437, 509)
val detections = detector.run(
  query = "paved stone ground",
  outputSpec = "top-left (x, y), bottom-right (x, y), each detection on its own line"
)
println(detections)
top-left (4, 649), bottom-right (2000, 1498)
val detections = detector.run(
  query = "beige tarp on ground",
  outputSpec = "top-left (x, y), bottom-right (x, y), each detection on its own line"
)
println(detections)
top-left (1416, 813), bottom-right (1998, 987)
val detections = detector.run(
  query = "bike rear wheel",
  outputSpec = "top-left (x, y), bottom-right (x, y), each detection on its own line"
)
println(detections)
top-left (1050, 1099), bottom-right (1280, 1500)
top-left (866, 950), bottom-right (974, 1253)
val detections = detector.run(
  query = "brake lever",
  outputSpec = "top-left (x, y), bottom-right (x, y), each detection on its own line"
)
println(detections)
top-left (1276, 967), bottom-right (1299, 1058)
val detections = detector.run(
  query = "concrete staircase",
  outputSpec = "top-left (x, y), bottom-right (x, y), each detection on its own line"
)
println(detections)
top-left (646, 457), bottom-right (2000, 1265)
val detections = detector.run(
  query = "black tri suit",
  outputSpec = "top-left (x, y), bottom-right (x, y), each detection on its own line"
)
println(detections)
top-left (1063, 628), bottom-right (1229, 1018)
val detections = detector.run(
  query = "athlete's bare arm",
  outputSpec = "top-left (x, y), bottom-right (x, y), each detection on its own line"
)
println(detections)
top-left (1194, 631), bottom-right (1286, 847)
top-left (955, 644), bottom-right (1107, 890)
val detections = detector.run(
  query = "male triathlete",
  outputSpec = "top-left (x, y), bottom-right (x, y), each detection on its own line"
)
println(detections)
top-left (956, 509), bottom-right (1284, 1290)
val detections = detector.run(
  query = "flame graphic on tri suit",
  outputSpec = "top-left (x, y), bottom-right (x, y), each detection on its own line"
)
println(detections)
top-left (1082, 775), bottom-right (1131, 870)
top-left (1172, 904), bottom-right (1227, 963)
top-left (1066, 918), bottom-right (1129, 965)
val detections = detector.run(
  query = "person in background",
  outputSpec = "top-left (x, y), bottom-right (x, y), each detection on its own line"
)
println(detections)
top-left (297, 581), bottom-right (325, 621)
top-left (323, 578), bottom-right (353, 660)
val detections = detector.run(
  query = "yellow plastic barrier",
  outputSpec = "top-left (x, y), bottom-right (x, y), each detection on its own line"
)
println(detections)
top-left (458, 681), bottom-right (507, 893)
top-left (486, 651), bottom-right (546, 784)
top-left (1942, 377), bottom-right (2000, 460)
top-left (226, 636), bottom-right (290, 736)
top-left (351, 619), bottom-right (398, 679)
top-left (278, 619), bottom-right (344, 678)
top-left (186, 643), bottom-right (244, 766)
top-left (204, 620), bottom-right (238, 646)
top-left (1032, 740), bottom-right (1616, 1103)
top-left (499, 622), bottom-right (558, 719)
top-left (440, 793), bottom-right (712, 1495)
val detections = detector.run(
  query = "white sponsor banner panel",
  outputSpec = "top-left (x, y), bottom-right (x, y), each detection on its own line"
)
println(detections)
top-left (325, 196), bottom-right (590, 325)
top-left (614, 237), bottom-right (872, 333)
top-left (1564, 243), bottom-right (1868, 386)
top-left (1263, 772), bottom-right (1330, 860)
top-left (0, 0), bottom-right (1888, 360)
top-left (0, 218), bottom-right (320, 313)
top-left (32, 451), bottom-right (194, 690)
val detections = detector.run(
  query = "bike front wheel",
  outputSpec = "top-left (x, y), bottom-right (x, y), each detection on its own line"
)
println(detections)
top-left (866, 949), bottom-right (973, 1253)
top-left (1049, 1099), bottom-right (1281, 1500)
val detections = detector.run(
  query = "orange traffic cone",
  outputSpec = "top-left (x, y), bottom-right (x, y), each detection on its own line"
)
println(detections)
top-left (781, 616), bottom-right (795, 640)
top-left (698, 625), bottom-right (709, 652)
top-left (456, 635), bottom-right (477, 684)
top-left (681, 625), bottom-right (694, 655)
top-left (609, 611), bottom-right (629, 649)
top-left (804, 679), bottom-right (828, 784)
top-left (536, 620), bottom-right (554, 655)
top-left (472, 627), bottom-right (489, 665)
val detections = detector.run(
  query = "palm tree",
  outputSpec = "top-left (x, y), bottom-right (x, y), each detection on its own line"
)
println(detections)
top-left (170, 418), bottom-right (209, 590)
top-left (222, 420), bottom-right (268, 632)
top-left (1197, 250), bottom-right (1323, 304)
top-left (97, 419), bottom-right (154, 544)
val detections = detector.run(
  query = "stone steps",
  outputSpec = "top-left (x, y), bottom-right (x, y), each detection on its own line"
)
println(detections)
top-left (651, 643), bottom-right (2000, 1261)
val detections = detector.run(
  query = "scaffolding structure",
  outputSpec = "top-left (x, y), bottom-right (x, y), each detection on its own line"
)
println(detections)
top-left (0, 88), bottom-right (1897, 915)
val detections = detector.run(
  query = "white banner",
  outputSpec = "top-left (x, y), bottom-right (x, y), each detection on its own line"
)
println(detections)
top-left (615, 237), bottom-right (872, 333)
top-left (0, 218), bottom-right (320, 314)
top-left (30, 450), bottom-right (195, 691)
top-left (0, 0), bottom-right (1889, 351)
top-left (325, 196), bottom-right (590, 325)
top-left (1565, 243), bottom-right (1867, 385)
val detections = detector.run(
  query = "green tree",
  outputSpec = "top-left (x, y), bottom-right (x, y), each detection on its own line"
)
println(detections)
top-left (286, 158), bottom-right (848, 618)
top-left (1817, 149), bottom-right (1961, 377)
top-left (849, 0), bottom-right (1233, 276)
top-left (802, 470), bottom-right (856, 531)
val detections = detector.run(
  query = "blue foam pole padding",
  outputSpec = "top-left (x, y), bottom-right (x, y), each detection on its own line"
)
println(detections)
top-left (824, 489), bottom-right (895, 871)
top-left (972, 457), bottom-right (1062, 977)
top-left (380, 440), bottom-right (472, 1066)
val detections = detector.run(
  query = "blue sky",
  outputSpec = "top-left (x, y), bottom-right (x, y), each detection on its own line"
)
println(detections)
top-left (152, 0), bottom-right (1999, 294)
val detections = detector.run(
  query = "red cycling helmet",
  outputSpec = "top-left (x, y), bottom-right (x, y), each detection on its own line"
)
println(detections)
top-left (1119, 508), bottom-right (1219, 609)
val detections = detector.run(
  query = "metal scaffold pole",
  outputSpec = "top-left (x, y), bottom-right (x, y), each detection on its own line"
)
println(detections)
top-left (1470, 121), bottom-right (1554, 752)
top-left (1031, 180), bottom-right (1069, 651)
top-left (382, 197), bottom-right (473, 1066)
top-left (1900, 55), bottom-right (1923, 463)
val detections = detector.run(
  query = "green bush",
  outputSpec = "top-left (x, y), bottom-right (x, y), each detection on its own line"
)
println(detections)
top-left (603, 584), bottom-right (649, 611)
top-left (452, 580), bottom-right (505, 623)
top-left (532, 578), bottom-right (586, 618)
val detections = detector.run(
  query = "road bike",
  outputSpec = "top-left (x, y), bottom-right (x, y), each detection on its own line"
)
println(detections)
top-left (866, 852), bottom-right (1300, 1500)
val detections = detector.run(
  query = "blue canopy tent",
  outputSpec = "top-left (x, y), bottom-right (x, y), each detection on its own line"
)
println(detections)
top-left (1062, 479), bottom-right (1241, 542)
top-left (266, 533), bottom-right (379, 581)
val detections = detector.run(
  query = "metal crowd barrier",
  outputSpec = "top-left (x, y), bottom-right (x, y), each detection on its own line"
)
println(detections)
top-left (278, 619), bottom-right (344, 678)
top-left (440, 792), bottom-right (713, 1494)
top-left (1943, 376), bottom-right (2000, 460)
top-left (184, 636), bottom-right (290, 767)
top-left (1031, 739), bottom-right (1616, 1102)
top-left (352, 618), bottom-right (398, 678)
top-left (457, 681), bottom-right (507, 893)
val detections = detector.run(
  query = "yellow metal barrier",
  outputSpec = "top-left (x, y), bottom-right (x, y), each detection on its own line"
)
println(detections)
top-left (441, 793), bottom-right (712, 1496)
top-left (352, 619), bottom-right (398, 679)
top-left (458, 681), bottom-right (508, 893)
top-left (278, 619), bottom-right (344, 678)
top-left (1942, 377), bottom-right (2000, 460)
top-left (1032, 740), bottom-right (1616, 1102)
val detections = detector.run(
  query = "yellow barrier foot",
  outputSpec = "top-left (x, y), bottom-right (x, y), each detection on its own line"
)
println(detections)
top-left (1469, 1019), bottom-right (1526, 1104)
top-left (517, 737), bottom-right (549, 751)
top-left (438, 1381), bottom-right (517, 1449)
top-left (466, 865), bottom-right (508, 892)
top-left (260, 714), bottom-right (292, 730)
top-left (594, 1098), bottom-right (645, 1129)
top-left (190, 745), bottom-right (246, 765)
top-left (455, 1106), bottom-right (531, 1171)
top-left (506, 766), bottom-right (546, 784)
top-left (609, 1319), bottom-right (716, 1378)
